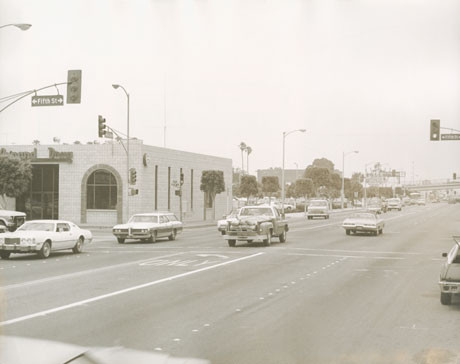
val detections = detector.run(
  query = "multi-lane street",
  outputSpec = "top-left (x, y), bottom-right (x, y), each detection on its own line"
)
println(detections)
top-left (1, 203), bottom-right (459, 363)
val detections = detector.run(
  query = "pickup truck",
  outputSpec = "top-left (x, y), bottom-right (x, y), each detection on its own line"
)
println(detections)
top-left (439, 236), bottom-right (460, 305)
top-left (221, 205), bottom-right (289, 247)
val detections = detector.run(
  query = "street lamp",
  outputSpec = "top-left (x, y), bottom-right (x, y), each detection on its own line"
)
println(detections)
top-left (0, 23), bottom-right (32, 31)
top-left (112, 84), bottom-right (130, 220)
top-left (342, 150), bottom-right (359, 209)
top-left (246, 146), bottom-right (252, 175)
top-left (282, 129), bottom-right (306, 214)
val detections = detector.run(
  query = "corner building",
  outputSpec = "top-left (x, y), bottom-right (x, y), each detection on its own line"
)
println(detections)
top-left (1, 140), bottom-right (232, 225)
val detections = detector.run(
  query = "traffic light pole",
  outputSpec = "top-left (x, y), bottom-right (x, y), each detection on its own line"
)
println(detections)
top-left (0, 81), bottom-right (69, 113)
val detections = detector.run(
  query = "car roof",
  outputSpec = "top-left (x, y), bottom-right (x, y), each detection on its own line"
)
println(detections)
top-left (132, 212), bottom-right (175, 216)
top-left (25, 220), bottom-right (74, 224)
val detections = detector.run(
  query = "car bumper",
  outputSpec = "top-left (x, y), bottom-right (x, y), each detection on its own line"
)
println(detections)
top-left (113, 233), bottom-right (152, 239)
top-left (342, 226), bottom-right (378, 232)
top-left (439, 281), bottom-right (460, 293)
top-left (223, 231), bottom-right (266, 241)
top-left (0, 244), bottom-right (41, 253)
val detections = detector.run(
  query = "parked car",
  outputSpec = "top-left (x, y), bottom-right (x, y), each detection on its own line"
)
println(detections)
top-left (307, 199), bottom-right (330, 219)
top-left (0, 220), bottom-right (92, 259)
top-left (0, 210), bottom-right (26, 232)
top-left (387, 198), bottom-right (402, 211)
top-left (439, 237), bottom-right (460, 305)
top-left (221, 205), bottom-right (288, 247)
top-left (342, 212), bottom-right (384, 236)
top-left (113, 212), bottom-right (183, 244)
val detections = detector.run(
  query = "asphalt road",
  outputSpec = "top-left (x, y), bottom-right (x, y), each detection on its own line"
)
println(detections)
top-left (1, 203), bottom-right (460, 364)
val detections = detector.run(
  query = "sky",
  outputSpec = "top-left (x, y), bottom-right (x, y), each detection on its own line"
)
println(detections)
top-left (1, 0), bottom-right (459, 182)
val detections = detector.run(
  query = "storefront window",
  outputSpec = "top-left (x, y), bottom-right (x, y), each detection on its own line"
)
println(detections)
top-left (87, 170), bottom-right (117, 210)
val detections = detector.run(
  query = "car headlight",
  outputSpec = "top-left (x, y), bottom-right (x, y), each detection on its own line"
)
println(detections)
top-left (0, 237), bottom-right (4, 244)
top-left (20, 238), bottom-right (36, 244)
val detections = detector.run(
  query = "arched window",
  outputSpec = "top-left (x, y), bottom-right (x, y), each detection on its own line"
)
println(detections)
top-left (87, 170), bottom-right (117, 210)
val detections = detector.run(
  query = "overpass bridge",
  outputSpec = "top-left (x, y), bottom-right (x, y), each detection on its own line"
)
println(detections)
top-left (403, 179), bottom-right (460, 192)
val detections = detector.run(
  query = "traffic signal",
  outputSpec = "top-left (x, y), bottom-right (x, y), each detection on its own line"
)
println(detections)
top-left (98, 115), bottom-right (106, 137)
top-left (454, 173), bottom-right (457, 180)
top-left (430, 119), bottom-right (440, 141)
top-left (180, 172), bottom-right (184, 186)
top-left (129, 188), bottom-right (139, 196)
top-left (67, 70), bottom-right (82, 104)
top-left (129, 168), bottom-right (137, 185)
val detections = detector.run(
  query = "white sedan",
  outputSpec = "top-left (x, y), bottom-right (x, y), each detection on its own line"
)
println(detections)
top-left (0, 220), bottom-right (92, 259)
top-left (342, 212), bottom-right (385, 236)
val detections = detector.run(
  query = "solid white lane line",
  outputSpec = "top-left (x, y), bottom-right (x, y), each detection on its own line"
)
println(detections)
top-left (288, 247), bottom-right (422, 255)
top-left (0, 252), bottom-right (264, 327)
top-left (1, 252), bottom-right (187, 291)
top-left (288, 253), bottom-right (405, 260)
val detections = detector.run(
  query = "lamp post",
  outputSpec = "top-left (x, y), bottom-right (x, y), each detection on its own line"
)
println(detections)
top-left (112, 84), bottom-right (130, 220)
top-left (246, 146), bottom-right (252, 175)
top-left (342, 150), bottom-right (359, 209)
top-left (0, 23), bottom-right (32, 31)
top-left (282, 129), bottom-right (306, 214)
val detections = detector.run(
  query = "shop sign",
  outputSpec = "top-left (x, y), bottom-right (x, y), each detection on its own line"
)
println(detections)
top-left (0, 148), bottom-right (73, 163)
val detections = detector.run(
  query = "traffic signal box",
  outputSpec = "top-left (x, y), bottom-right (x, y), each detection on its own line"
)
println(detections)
top-left (98, 115), bottom-right (106, 137)
top-left (430, 119), bottom-right (440, 141)
top-left (67, 70), bottom-right (82, 104)
top-left (129, 168), bottom-right (137, 185)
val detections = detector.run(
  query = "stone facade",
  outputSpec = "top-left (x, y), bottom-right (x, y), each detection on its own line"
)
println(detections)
top-left (1, 140), bottom-right (233, 225)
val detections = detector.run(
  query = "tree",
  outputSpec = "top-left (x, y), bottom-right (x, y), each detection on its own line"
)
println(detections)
top-left (32, 140), bottom-right (40, 146)
top-left (200, 170), bottom-right (226, 220)
top-left (0, 155), bottom-right (33, 209)
top-left (239, 175), bottom-right (258, 204)
top-left (304, 167), bottom-right (331, 194)
top-left (312, 158), bottom-right (335, 172)
top-left (295, 178), bottom-right (314, 215)
top-left (239, 142), bottom-right (247, 176)
top-left (261, 176), bottom-right (280, 204)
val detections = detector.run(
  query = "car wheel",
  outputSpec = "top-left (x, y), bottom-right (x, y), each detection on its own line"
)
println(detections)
top-left (117, 238), bottom-right (125, 244)
top-left (346, 230), bottom-right (350, 235)
top-left (168, 229), bottom-right (177, 241)
top-left (279, 230), bottom-right (287, 243)
top-left (149, 231), bottom-right (157, 243)
top-left (228, 240), bottom-right (236, 247)
top-left (379, 229), bottom-right (383, 235)
top-left (38, 241), bottom-right (51, 259)
top-left (441, 292), bottom-right (452, 305)
top-left (72, 237), bottom-right (84, 254)
top-left (0, 251), bottom-right (11, 259)
top-left (263, 232), bottom-right (272, 246)
top-left (220, 231), bottom-right (226, 235)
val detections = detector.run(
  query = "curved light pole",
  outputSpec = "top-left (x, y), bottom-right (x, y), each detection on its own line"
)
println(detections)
top-left (112, 84), bottom-right (130, 220)
top-left (282, 129), bottom-right (306, 214)
top-left (0, 23), bottom-right (32, 31)
top-left (342, 150), bottom-right (359, 209)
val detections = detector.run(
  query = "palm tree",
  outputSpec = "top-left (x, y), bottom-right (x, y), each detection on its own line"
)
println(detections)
top-left (239, 142), bottom-right (247, 178)
top-left (32, 140), bottom-right (40, 146)
top-left (246, 146), bottom-right (252, 174)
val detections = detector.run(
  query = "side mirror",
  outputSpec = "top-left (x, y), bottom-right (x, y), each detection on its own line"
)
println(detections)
top-left (442, 253), bottom-right (447, 258)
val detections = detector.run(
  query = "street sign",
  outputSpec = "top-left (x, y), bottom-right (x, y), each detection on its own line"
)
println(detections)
top-left (31, 95), bottom-right (64, 107)
top-left (441, 134), bottom-right (460, 141)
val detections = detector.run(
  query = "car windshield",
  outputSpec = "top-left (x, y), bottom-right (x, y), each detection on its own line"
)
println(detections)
top-left (18, 222), bottom-right (55, 232)
top-left (388, 199), bottom-right (400, 203)
top-left (351, 213), bottom-right (376, 220)
top-left (240, 208), bottom-right (273, 216)
top-left (310, 201), bottom-right (328, 207)
top-left (129, 215), bottom-right (159, 223)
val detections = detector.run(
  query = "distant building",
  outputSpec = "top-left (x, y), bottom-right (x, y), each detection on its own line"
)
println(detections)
top-left (257, 168), bottom-right (304, 185)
